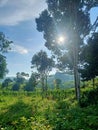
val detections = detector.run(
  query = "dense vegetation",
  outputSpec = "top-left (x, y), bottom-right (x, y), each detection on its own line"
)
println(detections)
top-left (0, 80), bottom-right (98, 130)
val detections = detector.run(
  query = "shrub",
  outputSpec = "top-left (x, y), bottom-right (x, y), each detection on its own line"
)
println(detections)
top-left (12, 83), bottom-right (20, 91)
top-left (80, 87), bottom-right (98, 107)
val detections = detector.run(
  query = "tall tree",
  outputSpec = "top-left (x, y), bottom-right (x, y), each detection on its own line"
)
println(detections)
top-left (36, 0), bottom-right (98, 100)
top-left (0, 54), bottom-right (7, 78)
top-left (15, 72), bottom-right (29, 84)
top-left (54, 78), bottom-right (62, 89)
top-left (21, 72), bottom-right (29, 78)
top-left (24, 72), bottom-right (39, 91)
top-left (80, 32), bottom-right (98, 87)
top-left (31, 50), bottom-right (54, 93)
top-left (0, 32), bottom-right (12, 78)
top-left (2, 78), bottom-right (13, 88)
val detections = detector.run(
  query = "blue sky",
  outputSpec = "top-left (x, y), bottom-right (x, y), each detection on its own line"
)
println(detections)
top-left (0, 0), bottom-right (49, 77)
top-left (0, 0), bottom-right (98, 77)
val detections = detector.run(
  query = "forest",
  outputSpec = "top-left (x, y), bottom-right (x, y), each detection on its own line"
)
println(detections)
top-left (0, 0), bottom-right (98, 130)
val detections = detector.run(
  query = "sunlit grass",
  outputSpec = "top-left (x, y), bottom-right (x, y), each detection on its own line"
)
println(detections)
top-left (0, 85), bottom-right (98, 130)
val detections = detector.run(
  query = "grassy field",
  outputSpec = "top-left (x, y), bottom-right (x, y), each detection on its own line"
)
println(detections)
top-left (0, 87), bottom-right (98, 130)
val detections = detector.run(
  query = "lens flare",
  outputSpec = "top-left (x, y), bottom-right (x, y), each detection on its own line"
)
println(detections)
top-left (57, 36), bottom-right (65, 45)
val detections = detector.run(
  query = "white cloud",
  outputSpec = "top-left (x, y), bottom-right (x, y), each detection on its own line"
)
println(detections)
top-left (10, 43), bottom-right (28, 54)
top-left (0, 0), bottom-right (8, 7)
top-left (0, 0), bottom-right (47, 25)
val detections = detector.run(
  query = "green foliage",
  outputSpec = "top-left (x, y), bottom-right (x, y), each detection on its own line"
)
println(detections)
top-left (0, 86), bottom-right (98, 130)
top-left (12, 83), bottom-right (20, 91)
top-left (31, 50), bottom-right (54, 93)
top-left (80, 87), bottom-right (98, 107)
top-left (15, 72), bottom-right (26, 84)
top-left (11, 72), bottom-right (29, 91)
top-left (31, 50), bottom-right (54, 74)
top-left (44, 99), bottom-right (98, 130)
top-left (80, 33), bottom-right (98, 81)
top-left (0, 32), bottom-right (12, 53)
top-left (0, 55), bottom-right (7, 78)
top-left (0, 32), bottom-right (12, 79)
top-left (54, 78), bottom-right (62, 89)
top-left (46, 89), bottom-right (68, 101)
top-left (35, 0), bottom-right (97, 100)
top-left (24, 83), bottom-right (33, 91)
top-left (24, 72), bottom-right (39, 91)
top-left (35, 0), bottom-right (93, 70)
top-left (2, 78), bottom-right (13, 88)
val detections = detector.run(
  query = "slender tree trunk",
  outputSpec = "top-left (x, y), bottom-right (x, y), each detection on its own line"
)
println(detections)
top-left (74, 67), bottom-right (78, 99)
top-left (41, 75), bottom-right (45, 99)
top-left (46, 75), bottom-right (47, 91)
top-left (41, 76), bottom-right (45, 92)
top-left (45, 75), bottom-right (48, 96)
top-left (74, 65), bottom-right (80, 101)
top-left (73, 39), bottom-right (80, 101)
top-left (69, 2), bottom-right (80, 101)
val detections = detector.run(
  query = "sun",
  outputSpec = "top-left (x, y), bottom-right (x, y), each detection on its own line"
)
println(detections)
top-left (58, 36), bottom-right (65, 44)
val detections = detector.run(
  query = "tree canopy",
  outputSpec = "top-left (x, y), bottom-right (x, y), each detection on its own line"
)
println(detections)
top-left (0, 32), bottom-right (12, 53)
top-left (35, 0), bottom-right (98, 100)
top-left (24, 72), bottom-right (39, 91)
top-left (80, 33), bottom-right (98, 82)
top-left (31, 50), bottom-right (54, 92)
top-left (31, 50), bottom-right (54, 75)
top-left (0, 32), bottom-right (12, 78)
top-left (0, 55), bottom-right (7, 78)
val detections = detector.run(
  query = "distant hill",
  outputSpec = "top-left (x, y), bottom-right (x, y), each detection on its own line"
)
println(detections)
top-left (0, 77), bottom-right (15, 83)
top-left (48, 72), bottom-right (74, 83)
top-left (55, 72), bottom-right (74, 81)
top-left (47, 72), bottom-right (74, 88)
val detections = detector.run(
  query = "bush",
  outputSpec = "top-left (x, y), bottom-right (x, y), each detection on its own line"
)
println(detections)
top-left (12, 83), bottom-right (20, 91)
top-left (24, 83), bottom-right (34, 91)
top-left (80, 87), bottom-right (98, 107)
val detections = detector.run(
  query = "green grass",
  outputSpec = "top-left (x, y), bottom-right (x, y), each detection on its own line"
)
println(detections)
top-left (0, 87), bottom-right (98, 130)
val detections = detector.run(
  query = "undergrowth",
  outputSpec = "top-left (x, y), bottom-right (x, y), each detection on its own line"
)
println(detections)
top-left (0, 87), bottom-right (98, 130)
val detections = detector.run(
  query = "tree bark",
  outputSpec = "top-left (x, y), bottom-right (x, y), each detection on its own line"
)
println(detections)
top-left (41, 76), bottom-right (45, 92)
top-left (74, 62), bottom-right (80, 101)
top-left (70, 2), bottom-right (80, 101)
top-left (73, 37), bottom-right (80, 101)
